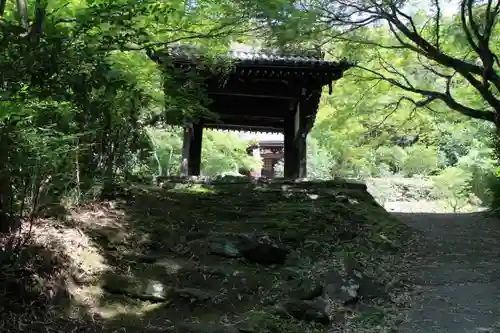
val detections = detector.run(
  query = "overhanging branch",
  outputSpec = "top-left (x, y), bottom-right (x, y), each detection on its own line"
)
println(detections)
top-left (355, 64), bottom-right (496, 122)
top-left (313, 0), bottom-right (500, 116)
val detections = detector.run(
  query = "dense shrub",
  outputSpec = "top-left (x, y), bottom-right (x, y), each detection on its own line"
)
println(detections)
top-left (400, 145), bottom-right (440, 177)
top-left (432, 167), bottom-right (473, 212)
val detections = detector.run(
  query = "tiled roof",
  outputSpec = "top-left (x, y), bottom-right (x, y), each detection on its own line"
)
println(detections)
top-left (239, 132), bottom-right (284, 142)
top-left (151, 44), bottom-right (353, 70)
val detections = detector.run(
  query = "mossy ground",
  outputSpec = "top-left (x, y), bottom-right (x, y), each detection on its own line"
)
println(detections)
top-left (0, 178), bottom-right (414, 332)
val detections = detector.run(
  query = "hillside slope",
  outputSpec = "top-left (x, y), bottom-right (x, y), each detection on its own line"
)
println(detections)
top-left (0, 178), bottom-right (414, 333)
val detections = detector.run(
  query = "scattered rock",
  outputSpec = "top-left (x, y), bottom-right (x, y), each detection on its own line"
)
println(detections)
top-left (154, 258), bottom-right (186, 274)
top-left (349, 270), bottom-right (389, 301)
top-left (173, 287), bottom-right (213, 302)
top-left (335, 194), bottom-right (350, 203)
top-left (297, 283), bottom-right (323, 300)
top-left (343, 254), bottom-right (390, 301)
top-left (323, 270), bottom-right (359, 304)
top-left (294, 258), bottom-right (389, 311)
top-left (204, 233), bottom-right (289, 265)
top-left (209, 239), bottom-right (241, 258)
top-left (238, 236), bottom-right (289, 265)
top-left (103, 274), bottom-right (217, 305)
top-left (102, 274), bottom-right (171, 302)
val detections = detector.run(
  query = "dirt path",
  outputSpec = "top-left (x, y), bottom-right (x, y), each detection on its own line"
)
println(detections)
top-left (387, 202), bottom-right (500, 333)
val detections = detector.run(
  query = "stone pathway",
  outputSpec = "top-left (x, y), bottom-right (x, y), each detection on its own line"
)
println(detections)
top-left (392, 207), bottom-right (500, 333)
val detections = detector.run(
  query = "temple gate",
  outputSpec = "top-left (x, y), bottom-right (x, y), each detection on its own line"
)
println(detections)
top-left (247, 140), bottom-right (284, 178)
top-left (150, 46), bottom-right (352, 179)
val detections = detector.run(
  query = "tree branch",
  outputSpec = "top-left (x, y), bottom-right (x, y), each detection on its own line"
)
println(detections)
top-left (355, 64), bottom-right (496, 122)
top-left (432, 0), bottom-right (441, 50)
top-left (315, 0), bottom-right (500, 119)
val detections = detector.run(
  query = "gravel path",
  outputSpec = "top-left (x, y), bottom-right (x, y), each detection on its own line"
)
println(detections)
top-left (386, 201), bottom-right (500, 333)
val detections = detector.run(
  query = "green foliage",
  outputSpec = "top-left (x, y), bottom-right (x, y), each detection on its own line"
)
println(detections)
top-left (400, 145), bottom-right (440, 177)
top-left (432, 167), bottom-right (473, 212)
top-left (145, 128), bottom-right (261, 178)
top-left (241, 0), bottom-right (499, 212)
top-left (1, 3), bottom-right (499, 332)
top-left (202, 130), bottom-right (262, 176)
top-left (0, 0), bottom-right (498, 234)
top-left (0, 0), bottom-right (261, 234)
top-left (306, 137), bottom-right (334, 179)
top-left (456, 139), bottom-right (497, 205)
top-left (375, 146), bottom-right (406, 174)
top-left (146, 126), bottom-right (183, 177)
top-left (488, 168), bottom-right (500, 212)
top-left (3, 3), bottom-right (500, 333)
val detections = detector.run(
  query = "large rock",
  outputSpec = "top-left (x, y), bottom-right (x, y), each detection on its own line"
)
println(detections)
top-left (348, 269), bottom-right (389, 301)
top-left (174, 287), bottom-right (213, 303)
top-left (297, 257), bottom-right (389, 307)
top-left (102, 274), bottom-right (171, 302)
top-left (103, 274), bottom-right (216, 304)
top-left (208, 239), bottom-right (241, 258)
top-left (153, 258), bottom-right (187, 274)
top-left (323, 270), bottom-right (360, 304)
top-left (203, 233), bottom-right (289, 265)
top-left (343, 254), bottom-right (389, 301)
top-left (275, 260), bottom-right (388, 326)
top-left (238, 236), bottom-right (289, 265)
top-left (323, 267), bottom-right (388, 304)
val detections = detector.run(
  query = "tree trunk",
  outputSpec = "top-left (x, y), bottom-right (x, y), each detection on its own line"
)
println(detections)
top-left (15, 0), bottom-right (29, 29)
top-left (0, 126), bottom-right (16, 233)
top-left (0, 0), bottom-right (7, 16)
top-left (493, 112), bottom-right (500, 166)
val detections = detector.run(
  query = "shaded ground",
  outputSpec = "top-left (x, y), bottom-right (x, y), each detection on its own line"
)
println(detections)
top-left (365, 179), bottom-right (499, 332)
top-left (0, 178), bottom-right (414, 333)
top-left (392, 209), bottom-right (500, 333)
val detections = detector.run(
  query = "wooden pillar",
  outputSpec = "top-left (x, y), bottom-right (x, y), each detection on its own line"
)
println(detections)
top-left (180, 121), bottom-right (203, 177)
top-left (284, 102), bottom-right (307, 179)
top-left (284, 114), bottom-right (296, 178)
top-left (189, 121), bottom-right (203, 176)
top-left (180, 124), bottom-right (191, 177)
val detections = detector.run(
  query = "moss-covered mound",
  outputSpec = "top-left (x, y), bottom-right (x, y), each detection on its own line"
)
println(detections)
top-left (0, 178), bottom-right (413, 333)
